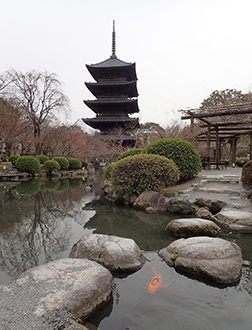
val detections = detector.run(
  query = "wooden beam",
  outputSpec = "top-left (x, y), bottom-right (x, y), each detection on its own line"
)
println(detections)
top-left (181, 108), bottom-right (252, 120)
top-left (200, 120), bottom-right (252, 128)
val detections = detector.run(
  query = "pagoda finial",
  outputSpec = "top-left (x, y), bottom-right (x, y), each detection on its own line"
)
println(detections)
top-left (111, 20), bottom-right (116, 58)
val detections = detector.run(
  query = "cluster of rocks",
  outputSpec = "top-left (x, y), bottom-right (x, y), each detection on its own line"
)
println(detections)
top-left (0, 234), bottom-right (146, 329)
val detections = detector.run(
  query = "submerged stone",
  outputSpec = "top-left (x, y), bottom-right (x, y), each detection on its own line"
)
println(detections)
top-left (166, 218), bottom-right (221, 237)
top-left (0, 258), bottom-right (112, 329)
top-left (159, 236), bottom-right (242, 285)
top-left (69, 233), bottom-right (146, 272)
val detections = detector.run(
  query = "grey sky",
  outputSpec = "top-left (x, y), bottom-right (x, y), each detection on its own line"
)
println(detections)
top-left (1, 0), bottom-right (252, 130)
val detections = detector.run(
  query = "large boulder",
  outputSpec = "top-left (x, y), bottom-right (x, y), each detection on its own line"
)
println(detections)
top-left (69, 234), bottom-right (146, 272)
top-left (133, 191), bottom-right (167, 212)
top-left (166, 218), bottom-right (221, 237)
top-left (166, 198), bottom-right (197, 215)
top-left (216, 207), bottom-right (252, 233)
top-left (194, 198), bottom-right (226, 214)
top-left (0, 258), bottom-right (112, 330)
top-left (159, 236), bottom-right (242, 285)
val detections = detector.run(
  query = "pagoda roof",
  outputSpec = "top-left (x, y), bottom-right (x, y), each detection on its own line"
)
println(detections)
top-left (84, 98), bottom-right (139, 114)
top-left (82, 116), bottom-right (139, 131)
top-left (87, 56), bottom-right (133, 68)
top-left (86, 60), bottom-right (137, 81)
top-left (85, 81), bottom-right (138, 98)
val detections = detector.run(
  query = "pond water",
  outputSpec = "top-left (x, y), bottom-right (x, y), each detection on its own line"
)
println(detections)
top-left (0, 177), bottom-right (252, 330)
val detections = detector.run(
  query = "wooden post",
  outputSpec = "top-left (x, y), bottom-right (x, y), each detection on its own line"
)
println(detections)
top-left (207, 125), bottom-right (211, 169)
top-left (230, 137), bottom-right (236, 165)
top-left (190, 115), bottom-right (195, 145)
top-left (250, 132), bottom-right (252, 160)
top-left (215, 126), bottom-right (219, 169)
top-left (219, 138), bottom-right (222, 161)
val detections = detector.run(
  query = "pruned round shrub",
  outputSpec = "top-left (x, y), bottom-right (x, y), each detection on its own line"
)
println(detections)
top-left (9, 155), bottom-right (19, 164)
top-left (36, 155), bottom-right (49, 164)
top-left (117, 148), bottom-right (145, 161)
top-left (236, 157), bottom-right (249, 168)
top-left (145, 138), bottom-right (201, 181)
top-left (15, 156), bottom-right (40, 175)
top-left (104, 163), bottom-right (115, 180)
top-left (241, 160), bottom-right (252, 190)
top-left (111, 154), bottom-right (180, 198)
top-left (44, 160), bottom-right (60, 174)
top-left (52, 157), bottom-right (69, 170)
top-left (67, 157), bottom-right (82, 170)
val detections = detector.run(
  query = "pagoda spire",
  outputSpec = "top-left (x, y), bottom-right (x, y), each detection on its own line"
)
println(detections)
top-left (111, 20), bottom-right (116, 58)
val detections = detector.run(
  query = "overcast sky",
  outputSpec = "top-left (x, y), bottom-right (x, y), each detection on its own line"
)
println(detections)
top-left (1, 0), bottom-right (252, 130)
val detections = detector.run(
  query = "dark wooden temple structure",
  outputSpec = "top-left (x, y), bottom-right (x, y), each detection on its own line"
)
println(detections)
top-left (83, 21), bottom-right (139, 135)
top-left (181, 102), bottom-right (252, 168)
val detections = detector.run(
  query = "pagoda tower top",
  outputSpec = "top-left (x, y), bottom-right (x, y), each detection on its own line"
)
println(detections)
top-left (111, 20), bottom-right (116, 58)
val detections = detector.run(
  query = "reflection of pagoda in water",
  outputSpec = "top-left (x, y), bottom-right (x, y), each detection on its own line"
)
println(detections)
top-left (83, 21), bottom-right (140, 134)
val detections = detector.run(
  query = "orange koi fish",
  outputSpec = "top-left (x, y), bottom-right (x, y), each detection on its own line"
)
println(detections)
top-left (148, 268), bottom-right (169, 293)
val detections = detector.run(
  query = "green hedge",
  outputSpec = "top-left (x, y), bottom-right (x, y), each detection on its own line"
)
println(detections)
top-left (43, 160), bottom-right (60, 174)
top-left (67, 157), bottom-right (82, 170)
top-left (15, 156), bottom-right (40, 175)
top-left (52, 157), bottom-right (69, 170)
top-left (145, 138), bottom-right (201, 181)
top-left (241, 160), bottom-right (252, 190)
top-left (235, 157), bottom-right (249, 168)
top-left (111, 154), bottom-right (180, 198)
top-left (104, 163), bottom-right (115, 180)
top-left (36, 155), bottom-right (49, 164)
top-left (9, 155), bottom-right (19, 164)
top-left (117, 148), bottom-right (145, 161)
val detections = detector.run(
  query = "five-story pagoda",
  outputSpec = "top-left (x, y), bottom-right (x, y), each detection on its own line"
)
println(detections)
top-left (83, 21), bottom-right (140, 134)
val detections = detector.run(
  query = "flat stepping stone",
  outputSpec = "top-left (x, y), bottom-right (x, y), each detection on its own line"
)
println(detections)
top-left (0, 258), bottom-right (112, 330)
top-left (159, 236), bottom-right (242, 285)
top-left (166, 218), bottom-right (221, 237)
top-left (69, 234), bottom-right (146, 272)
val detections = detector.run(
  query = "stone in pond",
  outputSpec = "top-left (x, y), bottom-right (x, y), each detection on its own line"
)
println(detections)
top-left (216, 207), bottom-right (252, 233)
top-left (69, 233), bottom-right (146, 272)
top-left (133, 190), bottom-right (167, 212)
top-left (0, 258), bottom-right (112, 330)
top-left (159, 236), bottom-right (242, 285)
top-left (166, 218), bottom-right (221, 237)
top-left (166, 198), bottom-right (196, 215)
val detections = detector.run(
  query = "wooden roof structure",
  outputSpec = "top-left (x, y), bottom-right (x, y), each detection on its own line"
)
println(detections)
top-left (180, 102), bottom-right (252, 167)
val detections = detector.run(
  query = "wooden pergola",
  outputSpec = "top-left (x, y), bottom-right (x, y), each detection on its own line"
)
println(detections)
top-left (180, 102), bottom-right (252, 168)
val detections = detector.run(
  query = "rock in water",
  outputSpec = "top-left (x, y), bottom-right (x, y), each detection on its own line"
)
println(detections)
top-left (133, 190), bottom-right (167, 212)
top-left (166, 198), bottom-right (197, 215)
top-left (69, 233), bottom-right (146, 272)
top-left (0, 258), bottom-right (112, 329)
top-left (159, 236), bottom-right (242, 285)
top-left (166, 218), bottom-right (221, 237)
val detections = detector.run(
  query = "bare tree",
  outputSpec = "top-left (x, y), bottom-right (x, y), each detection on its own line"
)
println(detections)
top-left (5, 69), bottom-right (69, 154)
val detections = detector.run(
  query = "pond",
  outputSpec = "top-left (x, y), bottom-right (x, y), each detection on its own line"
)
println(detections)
top-left (0, 177), bottom-right (252, 330)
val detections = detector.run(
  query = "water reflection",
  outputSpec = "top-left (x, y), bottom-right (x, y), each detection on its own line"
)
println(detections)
top-left (0, 178), bottom-right (95, 283)
top-left (84, 199), bottom-right (177, 251)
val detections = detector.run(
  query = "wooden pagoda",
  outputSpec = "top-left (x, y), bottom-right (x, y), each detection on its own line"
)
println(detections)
top-left (83, 21), bottom-right (140, 134)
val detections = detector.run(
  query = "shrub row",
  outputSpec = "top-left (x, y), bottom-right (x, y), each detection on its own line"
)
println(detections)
top-left (13, 155), bottom-right (83, 175)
